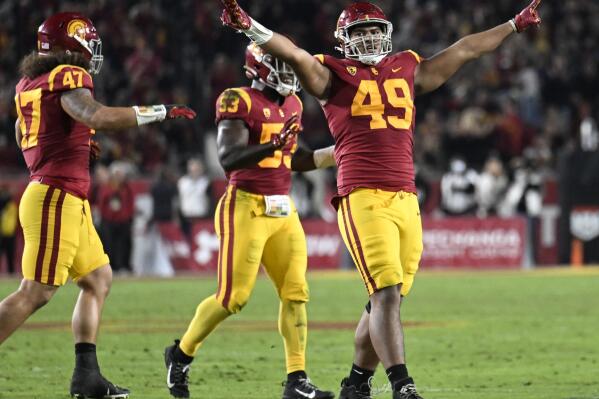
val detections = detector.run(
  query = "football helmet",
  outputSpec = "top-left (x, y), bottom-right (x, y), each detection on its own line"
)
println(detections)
top-left (244, 42), bottom-right (300, 97)
top-left (334, 2), bottom-right (393, 65)
top-left (37, 12), bottom-right (104, 74)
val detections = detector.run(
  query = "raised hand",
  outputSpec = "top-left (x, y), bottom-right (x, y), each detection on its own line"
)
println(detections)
top-left (514, 0), bottom-right (542, 32)
top-left (220, 0), bottom-right (252, 30)
top-left (165, 105), bottom-right (197, 120)
top-left (271, 115), bottom-right (301, 149)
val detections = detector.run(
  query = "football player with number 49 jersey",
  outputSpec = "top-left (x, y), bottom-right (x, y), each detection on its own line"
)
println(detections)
top-left (222, 1), bottom-right (543, 398)
top-left (0, 11), bottom-right (195, 399)
top-left (163, 43), bottom-right (336, 399)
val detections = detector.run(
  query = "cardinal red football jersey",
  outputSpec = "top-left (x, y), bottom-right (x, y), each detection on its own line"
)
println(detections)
top-left (215, 87), bottom-right (302, 195)
top-left (315, 50), bottom-right (422, 196)
top-left (15, 64), bottom-right (95, 199)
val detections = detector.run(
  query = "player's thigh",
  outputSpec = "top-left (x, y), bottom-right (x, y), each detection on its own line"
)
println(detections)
top-left (262, 213), bottom-right (308, 302)
top-left (397, 193), bottom-right (423, 296)
top-left (19, 183), bottom-right (80, 286)
top-left (215, 186), bottom-right (268, 312)
top-left (337, 189), bottom-right (402, 295)
top-left (71, 200), bottom-right (110, 282)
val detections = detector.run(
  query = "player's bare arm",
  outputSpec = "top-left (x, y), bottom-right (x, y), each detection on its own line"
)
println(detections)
top-left (415, 0), bottom-right (542, 95)
top-left (291, 144), bottom-right (335, 172)
top-left (61, 88), bottom-right (196, 130)
top-left (217, 115), bottom-right (299, 172)
top-left (15, 119), bottom-right (22, 149)
top-left (221, 0), bottom-right (332, 99)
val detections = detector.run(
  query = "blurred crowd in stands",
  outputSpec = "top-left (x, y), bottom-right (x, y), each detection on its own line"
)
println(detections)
top-left (1, 0), bottom-right (598, 227)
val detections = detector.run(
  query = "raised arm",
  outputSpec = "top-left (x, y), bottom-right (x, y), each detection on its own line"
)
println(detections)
top-left (60, 88), bottom-right (196, 130)
top-left (291, 144), bottom-right (336, 172)
top-left (221, 0), bottom-right (332, 100)
top-left (415, 0), bottom-right (542, 95)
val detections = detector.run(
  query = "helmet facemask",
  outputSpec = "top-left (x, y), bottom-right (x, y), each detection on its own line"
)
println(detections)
top-left (261, 54), bottom-right (300, 97)
top-left (71, 34), bottom-right (104, 74)
top-left (87, 38), bottom-right (103, 74)
top-left (335, 20), bottom-right (393, 65)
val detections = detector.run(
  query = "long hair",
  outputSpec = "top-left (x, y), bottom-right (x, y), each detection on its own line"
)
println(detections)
top-left (19, 51), bottom-right (90, 79)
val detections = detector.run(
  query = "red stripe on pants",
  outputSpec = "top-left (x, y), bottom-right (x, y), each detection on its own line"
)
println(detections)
top-left (46, 191), bottom-right (66, 285)
top-left (345, 197), bottom-right (377, 292)
top-left (222, 186), bottom-right (237, 309)
top-left (34, 187), bottom-right (55, 283)
top-left (216, 189), bottom-right (229, 298)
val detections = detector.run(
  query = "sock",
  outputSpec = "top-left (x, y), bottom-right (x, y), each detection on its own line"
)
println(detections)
top-left (386, 364), bottom-right (411, 391)
top-left (179, 295), bottom-right (231, 357)
top-left (75, 342), bottom-right (99, 371)
top-left (173, 344), bottom-right (194, 364)
top-left (348, 363), bottom-right (375, 393)
top-left (287, 370), bottom-right (307, 382)
top-left (278, 300), bottom-right (307, 374)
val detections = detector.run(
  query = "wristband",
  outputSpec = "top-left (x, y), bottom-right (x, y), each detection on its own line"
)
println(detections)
top-left (313, 145), bottom-right (336, 169)
top-left (244, 18), bottom-right (273, 45)
top-left (509, 19), bottom-right (518, 33)
top-left (133, 105), bottom-right (167, 126)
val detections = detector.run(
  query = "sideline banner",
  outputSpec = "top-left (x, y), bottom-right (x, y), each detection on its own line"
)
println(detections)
top-left (182, 219), bottom-right (343, 271)
top-left (421, 217), bottom-right (527, 268)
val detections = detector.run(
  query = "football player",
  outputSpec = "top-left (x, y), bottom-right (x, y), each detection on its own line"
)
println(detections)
top-left (221, 1), bottom-right (543, 398)
top-left (163, 43), bottom-right (335, 399)
top-left (0, 12), bottom-right (195, 399)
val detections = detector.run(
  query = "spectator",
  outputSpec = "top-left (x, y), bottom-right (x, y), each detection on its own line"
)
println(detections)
top-left (97, 163), bottom-right (135, 273)
top-left (0, 185), bottom-right (17, 275)
top-left (498, 150), bottom-right (544, 218)
top-left (476, 155), bottom-right (509, 218)
top-left (134, 167), bottom-right (179, 277)
top-left (151, 167), bottom-right (179, 224)
top-left (177, 158), bottom-right (211, 239)
top-left (290, 173), bottom-right (315, 218)
top-left (441, 157), bottom-right (479, 216)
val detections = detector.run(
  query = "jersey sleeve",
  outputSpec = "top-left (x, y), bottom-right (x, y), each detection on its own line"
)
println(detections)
top-left (405, 50), bottom-right (423, 64)
top-left (214, 88), bottom-right (253, 125)
top-left (47, 65), bottom-right (94, 93)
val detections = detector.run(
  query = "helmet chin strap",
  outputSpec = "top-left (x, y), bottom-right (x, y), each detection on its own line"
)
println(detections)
top-left (358, 53), bottom-right (387, 65)
top-left (251, 79), bottom-right (266, 90)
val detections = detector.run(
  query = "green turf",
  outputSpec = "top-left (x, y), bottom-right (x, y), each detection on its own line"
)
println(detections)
top-left (1, 269), bottom-right (598, 399)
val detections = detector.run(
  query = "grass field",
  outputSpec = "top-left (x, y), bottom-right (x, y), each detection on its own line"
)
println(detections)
top-left (1, 268), bottom-right (599, 399)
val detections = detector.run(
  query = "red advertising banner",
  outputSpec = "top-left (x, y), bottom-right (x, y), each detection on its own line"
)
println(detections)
top-left (184, 219), bottom-right (343, 271)
top-left (421, 217), bottom-right (527, 268)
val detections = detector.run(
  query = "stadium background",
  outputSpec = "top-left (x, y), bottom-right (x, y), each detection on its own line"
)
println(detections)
top-left (1, 0), bottom-right (599, 272)
top-left (1, 1), bottom-right (599, 399)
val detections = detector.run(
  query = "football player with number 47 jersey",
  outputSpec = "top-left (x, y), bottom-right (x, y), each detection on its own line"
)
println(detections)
top-left (222, 1), bottom-right (543, 398)
top-left (0, 11), bottom-right (195, 399)
top-left (163, 43), bottom-right (336, 399)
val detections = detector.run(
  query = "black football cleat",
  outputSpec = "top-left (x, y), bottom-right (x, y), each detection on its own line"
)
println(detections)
top-left (70, 369), bottom-right (129, 399)
top-left (165, 340), bottom-right (191, 398)
top-left (338, 377), bottom-right (372, 399)
top-left (282, 377), bottom-right (335, 399)
top-left (393, 378), bottom-right (424, 399)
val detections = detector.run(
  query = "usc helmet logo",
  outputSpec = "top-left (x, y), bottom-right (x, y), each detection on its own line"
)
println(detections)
top-left (66, 19), bottom-right (88, 41)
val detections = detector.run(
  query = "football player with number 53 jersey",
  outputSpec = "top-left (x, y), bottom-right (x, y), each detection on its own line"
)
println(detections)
top-left (222, 1), bottom-right (543, 398)
top-left (163, 43), bottom-right (336, 399)
top-left (0, 11), bottom-right (195, 399)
